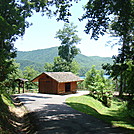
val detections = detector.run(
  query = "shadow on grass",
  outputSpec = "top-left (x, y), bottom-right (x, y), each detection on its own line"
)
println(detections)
top-left (66, 102), bottom-right (134, 133)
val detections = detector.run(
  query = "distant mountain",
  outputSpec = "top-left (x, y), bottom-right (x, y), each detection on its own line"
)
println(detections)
top-left (15, 47), bottom-right (113, 74)
top-left (16, 47), bottom-right (58, 64)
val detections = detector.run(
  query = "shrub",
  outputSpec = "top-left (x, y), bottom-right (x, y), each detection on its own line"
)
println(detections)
top-left (84, 66), bottom-right (115, 107)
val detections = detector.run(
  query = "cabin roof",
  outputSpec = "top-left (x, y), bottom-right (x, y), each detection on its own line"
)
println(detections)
top-left (15, 78), bottom-right (29, 82)
top-left (32, 72), bottom-right (83, 83)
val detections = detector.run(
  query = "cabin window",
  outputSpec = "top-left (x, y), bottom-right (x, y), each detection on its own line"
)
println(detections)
top-left (65, 83), bottom-right (71, 92)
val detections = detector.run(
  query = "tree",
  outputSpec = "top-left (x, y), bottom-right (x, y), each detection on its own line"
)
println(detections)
top-left (70, 60), bottom-right (80, 75)
top-left (80, 0), bottom-right (134, 97)
top-left (0, 0), bottom-right (77, 93)
top-left (84, 66), bottom-right (114, 107)
top-left (52, 57), bottom-right (70, 72)
top-left (80, 0), bottom-right (133, 40)
top-left (55, 23), bottom-right (81, 63)
top-left (44, 63), bottom-right (54, 72)
top-left (23, 66), bottom-right (39, 80)
top-left (23, 65), bottom-right (39, 89)
top-left (84, 65), bottom-right (98, 89)
top-left (44, 57), bottom-right (80, 74)
top-left (0, 61), bottom-right (22, 94)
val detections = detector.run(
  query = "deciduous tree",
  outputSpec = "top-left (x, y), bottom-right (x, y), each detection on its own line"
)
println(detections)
top-left (81, 0), bottom-right (134, 97)
top-left (44, 57), bottom-right (80, 74)
top-left (55, 23), bottom-right (81, 63)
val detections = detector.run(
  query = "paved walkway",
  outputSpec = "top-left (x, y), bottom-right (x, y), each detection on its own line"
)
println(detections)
top-left (17, 91), bottom-right (130, 134)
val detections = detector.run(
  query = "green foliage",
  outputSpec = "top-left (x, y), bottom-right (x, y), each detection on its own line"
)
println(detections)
top-left (84, 65), bottom-right (98, 89)
top-left (44, 62), bottom-right (54, 72)
top-left (120, 100), bottom-right (134, 120)
top-left (16, 59), bottom-right (45, 73)
top-left (103, 50), bottom-right (134, 97)
top-left (66, 95), bottom-right (134, 130)
top-left (23, 65), bottom-right (39, 80)
top-left (16, 47), bottom-right (113, 75)
top-left (125, 60), bottom-right (134, 95)
top-left (80, 0), bottom-right (133, 40)
top-left (0, 63), bottom-right (39, 94)
top-left (23, 65), bottom-right (39, 89)
top-left (52, 57), bottom-right (70, 72)
top-left (70, 60), bottom-right (80, 75)
top-left (16, 47), bottom-right (59, 64)
top-left (0, 94), bottom-right (17, 133)
top-left (0, 0), bottom-right (77, 93)
top-left (81, 0), bottom-right (134, 98)
top-left (0, 62), bottom-right (21, 94)
top-left (44, 23), bottom-right (81, 74)
top-left (80, 0), bottom-right (134, 111)
top-left (84, 66), bottom-right (114, 107)
top-left (44, 57), bottom-right (80, 74)
top-left (0, 44), bottom-right (16, 82)
top-left (55, 23), bottom-right (81, 63)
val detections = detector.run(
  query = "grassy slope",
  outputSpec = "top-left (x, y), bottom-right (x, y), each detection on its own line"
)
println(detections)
top-left (0, 94), bottom-right (34, 134)
top-left (66, 95), bottom-right (134, 131)
top-left (0, 94), bottom-right (17, 133)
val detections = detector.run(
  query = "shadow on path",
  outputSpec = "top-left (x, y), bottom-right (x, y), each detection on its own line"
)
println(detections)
top-left (28, 103), bottom-right (133, 134)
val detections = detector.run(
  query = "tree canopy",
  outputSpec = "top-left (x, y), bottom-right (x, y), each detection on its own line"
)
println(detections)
top-left (80, 0), bottom-right (134, 41)
top-left (0, 0), bottom-right (76, 84)
top-left (55, 23), bottom-right (81, 63)
top-left (80, 0), bottom-right (134, 97)
top-left (44, 57), bottom-right (80, 74)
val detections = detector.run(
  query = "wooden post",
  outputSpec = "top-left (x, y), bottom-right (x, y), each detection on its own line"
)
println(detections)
top-left (22, 81), bottom-right (24, 93)
top-left (18, 82), bottom-right (20, 94)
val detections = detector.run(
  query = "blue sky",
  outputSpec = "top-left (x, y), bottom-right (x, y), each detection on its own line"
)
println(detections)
top-left (14, 0), bottom-right (120, 57)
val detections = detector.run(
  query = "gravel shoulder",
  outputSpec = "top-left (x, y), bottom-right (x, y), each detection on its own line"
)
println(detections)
top-left (16, 91), bottom-right (132, 134)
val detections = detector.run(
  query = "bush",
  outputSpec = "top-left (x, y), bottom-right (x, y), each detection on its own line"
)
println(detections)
top-left (84, 66), bottom-right (115, 107)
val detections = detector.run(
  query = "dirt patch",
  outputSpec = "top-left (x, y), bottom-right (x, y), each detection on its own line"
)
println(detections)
top-left (10, 96), bottom-right (27, 117)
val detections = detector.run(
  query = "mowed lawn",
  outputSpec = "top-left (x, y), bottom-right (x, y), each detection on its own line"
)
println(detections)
top-left (66, 95), bottom-right (134, 130)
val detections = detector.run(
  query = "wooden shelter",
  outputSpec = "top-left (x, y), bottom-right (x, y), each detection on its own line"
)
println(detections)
top-left (15, 78), bottom-right (28, 93)
top-left (32, 72), bottom-right (83, 94)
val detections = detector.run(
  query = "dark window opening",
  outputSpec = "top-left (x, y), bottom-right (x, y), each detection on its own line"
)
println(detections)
top-left (65, 83), bottom-right (71, 92)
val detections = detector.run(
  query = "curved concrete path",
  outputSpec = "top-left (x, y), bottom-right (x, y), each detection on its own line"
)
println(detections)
top-left (17, 91), bottom-right (131, 134)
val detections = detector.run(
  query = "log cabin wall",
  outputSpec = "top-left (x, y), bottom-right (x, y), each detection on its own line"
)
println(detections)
top-left (58, 83), bottom-right (65, 94)
top-left (39, 78), bottom-right (45, 93)
top-left (52, 80), bottom-right (58, 94)
top-left (71, 82), bottom-right (77, 92)
top-left (39, 74), bottom-right (58, 94)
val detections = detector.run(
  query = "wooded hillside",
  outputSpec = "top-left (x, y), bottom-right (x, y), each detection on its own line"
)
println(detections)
top-left (15, 47), bottom-right (113, 74)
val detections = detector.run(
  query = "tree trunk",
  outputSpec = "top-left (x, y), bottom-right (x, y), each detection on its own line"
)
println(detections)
top-left (119, 73), bottom-right (123, 97)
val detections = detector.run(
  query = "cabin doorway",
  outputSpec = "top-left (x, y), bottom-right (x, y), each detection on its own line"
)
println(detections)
top-left (65, 83), bottom-right (71, 92)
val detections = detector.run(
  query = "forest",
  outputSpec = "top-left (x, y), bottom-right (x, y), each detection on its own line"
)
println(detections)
top-left (15, 46), bottom-right (113, 76)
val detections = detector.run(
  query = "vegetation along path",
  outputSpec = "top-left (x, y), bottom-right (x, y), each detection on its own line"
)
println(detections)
top-left (17, 91), bottom-right (130, 134)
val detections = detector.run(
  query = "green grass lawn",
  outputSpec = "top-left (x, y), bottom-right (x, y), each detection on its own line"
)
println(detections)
top-left (66, 95), bottom-right (134, 130)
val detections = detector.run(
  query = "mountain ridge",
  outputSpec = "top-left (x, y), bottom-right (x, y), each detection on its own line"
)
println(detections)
top-left (15, 47), bottom-right (113, 74)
